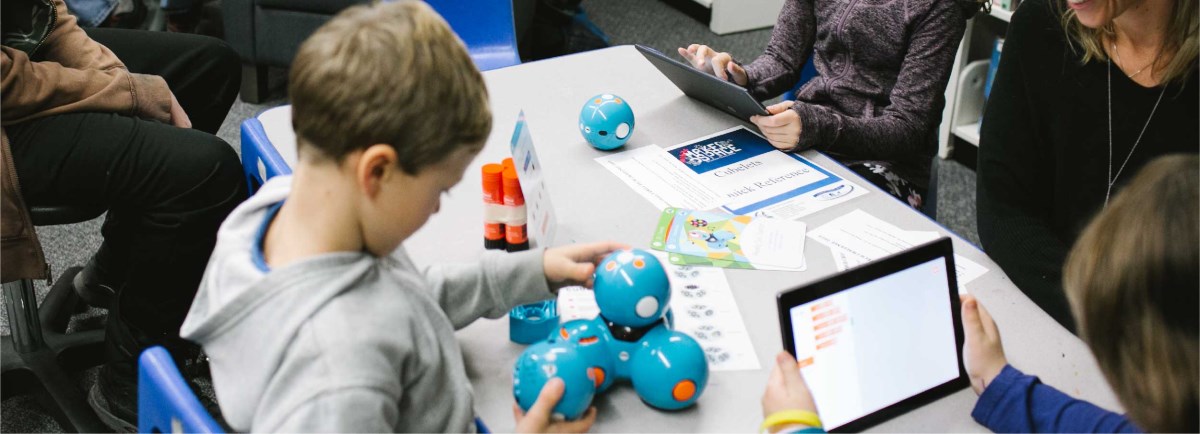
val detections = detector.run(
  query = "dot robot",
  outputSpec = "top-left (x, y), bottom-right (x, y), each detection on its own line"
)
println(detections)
top-left (579, 94), bottom-right (635, 150)
top-left (513, 249), bottom-right (709, 420)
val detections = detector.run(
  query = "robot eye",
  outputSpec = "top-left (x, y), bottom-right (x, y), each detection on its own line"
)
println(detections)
top-left (598, 130), bottom-right (608, 136)
top-left (585, 126), bottom-right (592, 133)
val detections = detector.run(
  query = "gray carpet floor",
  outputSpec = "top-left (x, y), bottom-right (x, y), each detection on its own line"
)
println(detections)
top-left (0, 1), bottom-right (978, 431)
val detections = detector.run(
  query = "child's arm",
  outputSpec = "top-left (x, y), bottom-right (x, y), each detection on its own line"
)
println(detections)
top-left (971, 365), bottom-right (1141, 433)
top-left (419, 242), bottom-right (624, 330)
top-left (761, 351), bottom-right (824, 433)
top-left (963, 296), bottom-right (1140, 433)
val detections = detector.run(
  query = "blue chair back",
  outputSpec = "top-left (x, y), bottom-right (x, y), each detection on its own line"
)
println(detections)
top-left (138, 346), bottom-right (225, 434)
top-left (425, 0), bottom-right (521, 71)
top-left (781, 60), bottom-right (819, 102)
top-left (240, 115), bottom-right (292, 195)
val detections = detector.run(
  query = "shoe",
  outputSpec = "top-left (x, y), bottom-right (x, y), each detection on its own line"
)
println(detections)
top-left (88, 362), bottom-right (138, 433)
top-left (73, 257), bottom-right (117, 308)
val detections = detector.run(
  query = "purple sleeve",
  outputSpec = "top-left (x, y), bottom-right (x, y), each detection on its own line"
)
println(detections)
top-left (972, 365), bottom-right (1141, 433)
top-left (743, 0), bottom-right (816, 100)
top-left (791, 1), bottom-right (965, 154)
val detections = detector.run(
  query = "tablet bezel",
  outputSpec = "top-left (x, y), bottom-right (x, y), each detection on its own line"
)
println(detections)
top-left (635, 45), bottom-right (770, 120)
top-left (775, 237), bottom-right (968, 433)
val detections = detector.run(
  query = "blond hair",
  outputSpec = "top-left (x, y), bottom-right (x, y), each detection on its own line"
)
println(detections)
top-left (288, 1), bottom-right (491, 174)
top-left (1056, 0), bottom-right (1198, 86)
top-left (1064, 154), bottom-right (1199, 433)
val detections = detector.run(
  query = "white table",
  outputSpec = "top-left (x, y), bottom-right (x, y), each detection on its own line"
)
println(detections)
top-left (269, 45), bottom-right (1120, 432)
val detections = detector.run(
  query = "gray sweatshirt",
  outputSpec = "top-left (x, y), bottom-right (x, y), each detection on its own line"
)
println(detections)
top-left (180, 176), bottom-right (553, 432)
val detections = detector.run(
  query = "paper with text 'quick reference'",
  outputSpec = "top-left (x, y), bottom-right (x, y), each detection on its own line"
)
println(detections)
top-left (594, 126), bottom-right (867, 220)
top-left (807, 209), bottom-right (988, 294)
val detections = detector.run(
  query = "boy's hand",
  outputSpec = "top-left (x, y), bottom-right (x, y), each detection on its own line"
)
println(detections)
top-left (962, 295), bottom-right (1007, 395)
top-left (761, 351), bottom-right (818, 418)
top-left (513, 378), bottom-right (597, 433)
top-left (543, 242), bottom-right (628, 290)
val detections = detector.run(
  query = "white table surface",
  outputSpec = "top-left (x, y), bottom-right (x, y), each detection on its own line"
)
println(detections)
top-left (265, 45), bottom-right (1121, 432)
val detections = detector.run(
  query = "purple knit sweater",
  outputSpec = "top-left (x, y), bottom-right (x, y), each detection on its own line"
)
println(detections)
top-left (743, 0), bottom-right (967, 189)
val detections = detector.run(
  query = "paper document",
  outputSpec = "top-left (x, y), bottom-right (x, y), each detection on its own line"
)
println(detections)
top-left (509, 112), bottom-right (558, 247)
top-left (651, 208), bottom-right (806, 271)
top-left (555, 253), bottom-right (759, 371)
top-left (596, 126), bottom-right (867, 219)
top-left (808, 210), bottom-right (988, 293)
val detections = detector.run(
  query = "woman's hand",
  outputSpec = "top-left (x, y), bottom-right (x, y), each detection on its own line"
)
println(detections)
top-left (751, 101), bottom-right (803, 151)
top-left (962, 295), bottom-right (1008, 395)
top-left (513, 378), bottom-right (597, 433)
top-left (543, 242), bottom-right (629, 290)
top-left (677, 44), bottom-right (748, 86)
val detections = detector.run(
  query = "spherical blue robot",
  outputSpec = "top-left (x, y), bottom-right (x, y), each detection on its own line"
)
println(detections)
top-left (512, 249), bottom-right (709, 419)
top-left (579, 94), bottom-right (635, 150)
top-left (593, 249), bottom-right (670, 328)
top-left (512, 340), bottom-right (596, 420)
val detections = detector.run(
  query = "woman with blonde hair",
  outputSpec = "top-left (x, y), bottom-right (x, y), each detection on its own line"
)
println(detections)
top-left (965, 154), bottom-right (1198, 432)
top-left (976, 0), bottom-right (1198, 332)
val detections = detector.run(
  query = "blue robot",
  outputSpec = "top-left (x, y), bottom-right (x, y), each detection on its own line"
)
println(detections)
top-left (513, 249), bottom-right (709, 419)
top-left (579, 94), bottom-right (635, 150)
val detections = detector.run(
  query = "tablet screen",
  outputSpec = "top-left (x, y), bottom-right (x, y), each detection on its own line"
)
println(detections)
top-left (787, 257), bottom-right (960, 430)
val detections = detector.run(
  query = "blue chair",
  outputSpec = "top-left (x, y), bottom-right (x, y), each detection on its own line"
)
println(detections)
top-left (781, 60), bottom-right (819, 102)
top-left (138, 346), bottom-right (224, 433)
top-left (427, 0), bottom-right (521, 71)
top-left (239, 106), bottom-right (294, 194)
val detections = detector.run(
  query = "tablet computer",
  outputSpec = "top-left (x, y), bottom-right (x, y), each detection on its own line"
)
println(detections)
top-left (636, 45), bottom-right (769, 120)
top-left (776, 237), bottom-right (967, 432)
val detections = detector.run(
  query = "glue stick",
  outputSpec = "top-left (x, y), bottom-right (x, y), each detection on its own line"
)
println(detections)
top-left (502, 167), bottom-right (529, 252)
top-left (482, 164), bottom-right (507, 250)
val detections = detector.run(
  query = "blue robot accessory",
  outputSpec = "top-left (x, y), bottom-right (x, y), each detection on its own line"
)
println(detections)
top-left (513, 339), bottom-right (596, 420)
top-left (512, 249), bottom-right (709, 419)
top-left (579, 94), bottom-right (635, 150)
top-left (593, 249), bottom-right (671, 327)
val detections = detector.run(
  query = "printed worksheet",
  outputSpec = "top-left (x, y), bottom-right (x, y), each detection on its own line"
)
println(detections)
top-left (808, 209), bottom-right (989, 293)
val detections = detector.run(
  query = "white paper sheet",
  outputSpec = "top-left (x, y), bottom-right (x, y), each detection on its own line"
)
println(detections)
top-left (509, 112), bottom-right (558, 247)
top-left (555, 254), bottom-right (760, 371)
top-left (594, 126), bottom-right (868, 219)
top-left (808, 210), bottom-right (989, 293)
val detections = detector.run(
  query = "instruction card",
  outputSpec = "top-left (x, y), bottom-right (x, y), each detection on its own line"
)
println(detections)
top-left (650, 207), bottom-right (806, 271)
top-left (556, 252), bottom-right (760, 371)
top-left (595, 126), bottom-right (868, 220)
top-left (509, 112), bottom-right (558, 247)
top-left (807, 209), bottom-right (988, 293)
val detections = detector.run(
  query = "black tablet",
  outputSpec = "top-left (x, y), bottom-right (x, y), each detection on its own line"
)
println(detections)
top-left (636, 45), bottom-right (769, 120)
top-left (776, 237), bottom-right (967, 432)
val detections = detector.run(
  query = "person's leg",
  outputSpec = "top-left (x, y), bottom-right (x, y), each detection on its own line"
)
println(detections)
top-left (8, 111), bottom-right (244, 427)
top-left (84, 27), bottom-right (240, 134)
top-left (846, 161), bottom-right (927, 211)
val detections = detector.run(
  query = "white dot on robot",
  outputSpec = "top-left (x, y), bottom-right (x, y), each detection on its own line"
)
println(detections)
top-left (619, 351), bottom-right (630, 361)
top-left (602, 94), bottom-right (614, 99)
top-left (616, 123), bottom-right (630, 139)
top-left (635, 296), bottom-right (659, 318)
top-left (617, 251), bottom-right (634, 263)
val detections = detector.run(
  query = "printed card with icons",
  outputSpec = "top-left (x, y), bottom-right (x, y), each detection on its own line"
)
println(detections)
top-left (650, 207), bottom-right (807, 271)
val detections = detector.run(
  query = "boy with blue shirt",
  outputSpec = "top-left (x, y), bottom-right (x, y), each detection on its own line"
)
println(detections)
top-left (179, 2), bottom-right (612, 431)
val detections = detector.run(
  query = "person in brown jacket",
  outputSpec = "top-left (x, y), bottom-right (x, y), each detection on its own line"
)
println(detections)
top-left (1, 0), bottom-right (245, 429)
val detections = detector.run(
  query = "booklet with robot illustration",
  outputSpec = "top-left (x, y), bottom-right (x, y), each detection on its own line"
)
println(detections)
top-left (650, 208), bottom-right (806, 271)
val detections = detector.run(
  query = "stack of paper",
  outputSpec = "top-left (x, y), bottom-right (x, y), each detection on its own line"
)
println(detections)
top-left (807, 210), bottom-right (988, 293)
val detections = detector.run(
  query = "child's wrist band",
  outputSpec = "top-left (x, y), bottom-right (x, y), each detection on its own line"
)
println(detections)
top-left (760, 409), bottom-right (822, 432)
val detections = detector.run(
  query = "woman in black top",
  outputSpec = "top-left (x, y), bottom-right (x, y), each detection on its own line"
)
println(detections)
top-left (977, 0), bottom-right (1197, 331)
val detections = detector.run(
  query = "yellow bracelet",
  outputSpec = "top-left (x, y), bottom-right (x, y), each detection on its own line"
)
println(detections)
top-left (760, 409), bottom-right (822, 433)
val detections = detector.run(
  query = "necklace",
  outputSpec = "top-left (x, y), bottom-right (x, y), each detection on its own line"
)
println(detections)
top-left (1111, 42), bottom-right (1158, 79)
top-left (1106, 57), bottom-right (1167, 206)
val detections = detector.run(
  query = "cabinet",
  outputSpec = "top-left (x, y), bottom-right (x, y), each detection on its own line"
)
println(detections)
top-left (938, 6), bottom-right (1014, 159)
top-left (689, 0), bottom-right (785, 34)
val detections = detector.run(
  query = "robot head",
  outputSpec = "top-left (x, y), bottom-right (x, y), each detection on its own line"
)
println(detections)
top-left (593, 249), bottom-right (671, 328)
top-left (579, 94), bottom-right (635, 150)
top-left (512, 340), bottom-right (596, 420)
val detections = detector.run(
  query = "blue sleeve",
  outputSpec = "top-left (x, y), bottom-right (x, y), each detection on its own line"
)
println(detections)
top-left (971, 365), bottom-right (1141, 433)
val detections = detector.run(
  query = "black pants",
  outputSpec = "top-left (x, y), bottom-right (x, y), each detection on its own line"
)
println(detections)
top-left (6, 28), bottom-right (246, 360)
